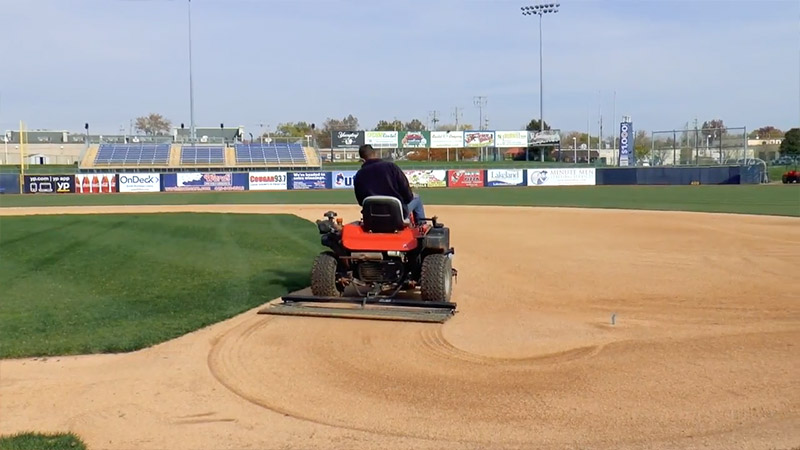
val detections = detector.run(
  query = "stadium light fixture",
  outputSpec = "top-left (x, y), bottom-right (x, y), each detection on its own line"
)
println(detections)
top-left (521, 3), bottom-right (559, 161)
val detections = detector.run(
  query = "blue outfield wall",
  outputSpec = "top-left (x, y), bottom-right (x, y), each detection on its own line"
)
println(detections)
top-left (0, 165), bottom-right (765, 195)
top-left (597, 166), bottom-right (754, 185)
top-left (0, 173), bottom-right (21, 194)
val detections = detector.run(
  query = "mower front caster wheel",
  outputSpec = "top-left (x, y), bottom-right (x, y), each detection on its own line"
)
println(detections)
top-left (420, 253), bottom-right (453, 302)
top-left (310, 252), bottom-right (343, 297)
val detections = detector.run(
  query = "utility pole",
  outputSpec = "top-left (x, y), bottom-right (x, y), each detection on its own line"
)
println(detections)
top-left (453, 107), bottom-right (463, 131)
top-left (428, 110), bottom-right (440, 131)
top-left (473, 96), bottom-right (487, 130)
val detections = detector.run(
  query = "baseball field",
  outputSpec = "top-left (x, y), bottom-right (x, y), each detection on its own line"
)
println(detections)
top-left (1, 185), bottom-right (798, 450)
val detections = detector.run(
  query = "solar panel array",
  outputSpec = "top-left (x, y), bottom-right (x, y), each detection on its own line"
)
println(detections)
top-left (94, 143), bottom-right (171, 165)
top-left (234, 143), bottom-right (308, 165)
top-left (180, 146), bottom-right (225, 164)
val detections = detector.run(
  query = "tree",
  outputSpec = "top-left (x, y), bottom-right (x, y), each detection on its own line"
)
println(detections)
top-left (779, 128), bottom-right (800, 156)
top-left (273, 121), bottom-right (314, 138)
top-left (135, 113), bottom-right (171, 135)
top-left (634, 129), bottom-right (650, 161)
top-left (374, 119), bottom-right (403, 131)
top-left (317, 114), bottom-right (359, 148)
top-left (748, 126), bottom-right (783, 139)
top-left (525, 119), bottom-right (551, 132)
top-left (436, 123), bottom-right (473, 131)
top-left (405, 119), bottom-right (426, 131)
top-left (700, 119), bottom-right (727, 145)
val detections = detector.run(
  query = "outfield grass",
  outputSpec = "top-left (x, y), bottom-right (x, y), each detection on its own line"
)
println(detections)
top-left (1, 185), bottom-right (797, 216)
top-left (0, 213), bottom-right (323, 358)
top-left (0, 433), bottom-right (86, 450)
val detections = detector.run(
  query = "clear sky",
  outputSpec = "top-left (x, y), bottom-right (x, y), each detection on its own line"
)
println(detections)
top-left (1, 0), bottom-right (798, 136)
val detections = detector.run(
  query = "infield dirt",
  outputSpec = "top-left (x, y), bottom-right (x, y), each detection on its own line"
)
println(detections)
top-left (1, 204), bottom-right (798, 450)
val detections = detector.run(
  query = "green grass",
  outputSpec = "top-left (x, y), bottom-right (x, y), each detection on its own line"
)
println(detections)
top-left (0, 213), bottom-right (323, 359)
top-left (0, 432), bottom-right (86, 450)
top-left (1, 185), bottom-right (797, 216)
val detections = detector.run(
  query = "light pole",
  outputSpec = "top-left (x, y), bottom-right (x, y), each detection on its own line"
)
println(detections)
top-left (573, 136), bottom-right (577, 163)
top-left (473, 96), bottom-right (487, 130)
top-left (521, 3), bottom-right (559, 161)
top-left (187, 0), bottom-right (196, 142)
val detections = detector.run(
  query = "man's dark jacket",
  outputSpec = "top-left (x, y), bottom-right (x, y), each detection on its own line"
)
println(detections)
top-left (353, 159), bottom-right (413, 214)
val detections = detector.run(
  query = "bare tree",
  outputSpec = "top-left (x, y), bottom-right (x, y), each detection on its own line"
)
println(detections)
top-left (135, 113), bottom-right (172, 136)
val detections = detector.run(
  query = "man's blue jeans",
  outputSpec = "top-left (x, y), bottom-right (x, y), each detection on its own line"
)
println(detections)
top-left (407, 194), bottom-right (426, 224)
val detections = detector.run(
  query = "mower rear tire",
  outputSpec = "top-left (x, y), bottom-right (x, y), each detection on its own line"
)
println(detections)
top-left (310, 251), bottom-right (342, 297)
top-left (420, 253), bottom-right (453, 302)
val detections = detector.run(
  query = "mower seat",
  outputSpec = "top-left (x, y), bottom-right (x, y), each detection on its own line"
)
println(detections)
top-left (361, 195), bottom-right (410, 233)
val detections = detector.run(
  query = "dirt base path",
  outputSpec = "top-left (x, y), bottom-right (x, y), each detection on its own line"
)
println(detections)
top-left (1, 204), bottom-right (799, 450)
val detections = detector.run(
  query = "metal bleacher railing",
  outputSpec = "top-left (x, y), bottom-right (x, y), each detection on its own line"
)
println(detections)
top-left (180, 145), bottom-right (225, 165)
top-left (233, 141), bottom-right (308, 166)
top-left (93, 143), bottom-right (171, 166)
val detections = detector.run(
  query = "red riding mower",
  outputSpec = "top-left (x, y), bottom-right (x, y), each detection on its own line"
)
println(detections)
top-left (781, 167), bottom-right (799, 183)
top-left (259, 196), bottom-right (458, 323)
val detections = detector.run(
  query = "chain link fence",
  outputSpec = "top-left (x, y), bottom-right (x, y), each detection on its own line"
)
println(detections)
top-left (649, 127), bottom-right (752, 166)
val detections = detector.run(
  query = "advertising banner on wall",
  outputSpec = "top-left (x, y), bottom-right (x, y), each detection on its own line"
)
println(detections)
top-left (289, 171), bottom-right (330, 190)
top-left (404, 170), bottom-right (447, 188)
top-left (24, 175), bottom-right (74, 194)
top-left (447, 169), bottom-right (484, 188)
top-left (331, 170), bottom-right (357, 189)
top-left (430, 131), bottom-right (463, 148)
top-left (364, 131), bottom-right (399, 148)
top-left (527, 168), bottom-right (596, 186)
top-left (117, 173), bottom-right (160, 193)
top-left (399, 131), bottom-right (430, 148)
top-left (23, 175), bottom-right (74, 194)
top-left (75, 173), bottom-right (117, 193)
top-left (486, 169), bottom-right (525, 187)
top-left (163, 173), bottom-right (248, 191)
top-left (494, 131), bottom-right (528, 147)
top-left (331, 131), bottom-right (365, 149)
top-left (464, 131), bottom-right (495, 147)
top-left (528, 130), bottom-right (561, 145)
top-left (248, 172), bottom-right (288, 191)
top-left (618, 121), bottom-right (634, 167)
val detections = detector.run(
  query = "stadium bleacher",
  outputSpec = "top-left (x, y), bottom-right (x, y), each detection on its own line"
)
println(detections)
top-left (234, 142), bottom-right (308, 165)
top-left (94, 143), bottom-right (171, 166)
top-left (180, 145), bottom-right (225, 164)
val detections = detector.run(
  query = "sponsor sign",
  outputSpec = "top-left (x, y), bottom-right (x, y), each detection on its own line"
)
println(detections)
top-left (118, 173), bottom-right (160, 192)
top-left (494, 131), bottom-right (528, 147)
top-left (447, 170), bottom-right (484, 188)
top-left (486, 169), bottom-right (524, 187)
top-left (619, 121), bottom-right (634, 167)
top-left (331, 131), bottom-right (364, 149)
top-left (464, 131), bottom-right (495, 147)
top-left (364, 131), bottom-right (399, 148)
top-left (24, 175), bottom-right (74, 194)
top-left (163, 172), bottom-right (247, 191)
top-left (527, 168), bottom-right (596, 186)
top-left (75, 173), bottom-right (117, 193)
top-left (403, 170), bottom-right (446, 188)
top-left (248, 171), bottom-right (288, 191)
top-left (289, 171), bottom-right (330, 190)
top-left (399, 131), bottom-right (430, 148)
top-left (430, 131), bottom-right (463, 148)
top-left (528, 130), bottom-right (561, 145)
top-left (331, 170), bottom-right (357, 189)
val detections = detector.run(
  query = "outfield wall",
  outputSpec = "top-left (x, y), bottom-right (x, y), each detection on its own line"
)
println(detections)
top-left (3, 166), bottom-right (763, 195)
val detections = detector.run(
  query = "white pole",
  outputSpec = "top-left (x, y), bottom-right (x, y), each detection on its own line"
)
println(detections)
top-left (573, 137), bottom-right (576, 163)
